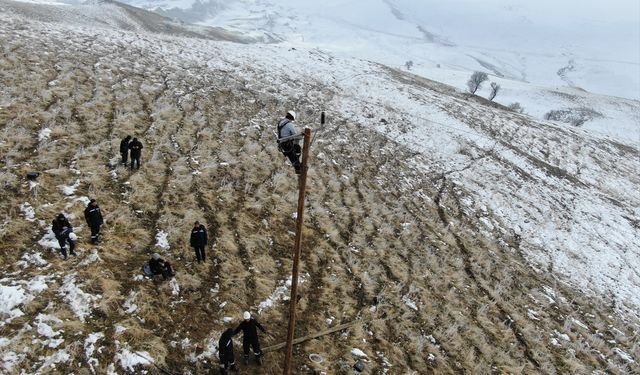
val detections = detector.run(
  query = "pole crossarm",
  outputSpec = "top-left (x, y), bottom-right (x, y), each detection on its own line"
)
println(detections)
top-left (264, 321), bottom-right (356, 353)
top-left (277, 133), bottom-right (304, 143)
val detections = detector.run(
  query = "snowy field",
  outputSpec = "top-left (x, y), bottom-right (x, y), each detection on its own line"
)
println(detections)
top-left (0, 0), bottom-right (639, 373)
top-left (116, 0), bottom-right (640, 141)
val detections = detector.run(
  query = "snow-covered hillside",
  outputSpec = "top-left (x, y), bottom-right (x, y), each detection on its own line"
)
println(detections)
top-left (115, 0), bottom-right (640, 141)
top-left (1, 0), bottom-right (639, 373)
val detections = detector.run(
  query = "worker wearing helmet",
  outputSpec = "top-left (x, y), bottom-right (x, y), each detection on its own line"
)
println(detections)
top-left (276, 110), bottom-right (302, 174)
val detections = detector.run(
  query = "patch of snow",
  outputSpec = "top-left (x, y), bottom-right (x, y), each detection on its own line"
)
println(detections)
top-left (351, 348), bottom-right (368, 357)
top-left (402, 295), bottom-right (418, 311)
top-left (38, 228), bottom-right (61, 250)
top-left (114, 325), bottom-right (127, 335)
top-left (79, 249), bottom-right (103, 266)
top-left (58, 273), bottom-right (99, 322)
top-left (123, 291), bottom-right (138, 314)
top-left (38, 127), bottom-right (52, 141)
top-left (613, 348), bottom-right (635, 363)
top-left (155, 230), bottom-right (170, 249)
top-left (257, 275), bottom-right (307, 314)
top-left (1, 350), bottom-right (24, 372)
top-left (19, 202), bottom-right (36, 221)
top-left (37, 349), bottom-right (71, 371)
top-left (36, 314), bottom-right (62, 338)
top-left (75, 196), bottom-right (91, 206)
top-left (571, 318), bottom-right (589, 331)
top-left (0, 285), bottom-right (30, 324)
top-left (169, 278), bottom-right (180, 296)
top-left (223, 316), bottom-right (233, 323)
top-left (527, 309), bottom-right (540, 321)
top-left (85, 332), bottom-right (105, 373)
top-left (17, 252), bottom-right (48, 268)
top-left (58, 179), bottom-right (81, 196)
top-left (116, 347), bottom-right (153, 372)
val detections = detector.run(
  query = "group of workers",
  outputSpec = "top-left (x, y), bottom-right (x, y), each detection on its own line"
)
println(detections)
top-left (47, 111), bottom-right (301, 371)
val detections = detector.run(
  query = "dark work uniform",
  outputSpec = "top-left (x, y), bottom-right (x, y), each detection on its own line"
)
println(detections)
top-left (84, 203), bottom-right (104, 244)
top-left (119, 136), bottom-right (131, 165)
top-left (128, 139), bottom-right (143, 170)
top-left (234, 318), bottom-right (266, 362)
top-left (149, 257), bottom-right (174, 280)
top-left (51, 216), bottom-right (75, 258)
top-left (190, 224), bottom-right (208, 262)
top-left (218, 328), bottom-right (236, 373)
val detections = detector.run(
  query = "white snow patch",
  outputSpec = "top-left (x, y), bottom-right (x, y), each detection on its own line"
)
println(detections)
top-left (38, 228), bottom-right (61, 250)
top-left (123, 291), bottom-right (138, 314)
top-left (116, 347), bottom-right (153, 371)
top-left (19, 202), bottom-right (36, 221)
top-left (0, 285), bottom-right (29, 324)
top-left (527, 309), bottom-right (540, 321)
top-left (402, 295), bottom-right (418, 311)
top-left (1, 350), bottom-right (23, 372)
top-left (169, 278), bottom-right (180, 296)
top-left (75, 196), bottom-right (91, 206)
top-left (37, 349), bottom-right (71, 371)
top-left (351, 348), bottom-right (368, 357)
top-left (155, 230), bottom-right (170, 249)
top-left (35, 314), bottom-right (62, 338)
top-left (613, 348), bottom-right (635, 363)
top-left (257, 275), bottom-right (307, 314)
top-left (114, 325), bottom-right (127, 336)
top-left (58, 179), bottom-right (81, 196)
top-left (17, 252), bottom-right (48, 268)
top-left (58, 273), bottom-right (99, 322)
top-left (38, 127), bottom-right (52, 141)
top-left (79, 249), bottom-right (103, 266)
top-left (85, 332), bottom-right (105, 373)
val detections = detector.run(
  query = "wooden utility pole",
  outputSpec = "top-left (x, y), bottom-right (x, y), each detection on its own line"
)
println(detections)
top-left (282, 127), bottom-right (312, 375)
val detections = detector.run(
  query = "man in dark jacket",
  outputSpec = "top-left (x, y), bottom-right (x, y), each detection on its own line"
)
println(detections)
top-left (119, 135), bottom-right (131, 166)
top-left (84, 199), bottom-right (104, 244)
top-left (218, 328), bottom-right (238, 374)
top-left (233, 311), bottom-right (266, 365)
top-left (128, 137), bottom-right (143, 170)
top-left (190, 221), bottom-right (208, 263)
top-left (149, 253), bottom-right (174, 280)
top-left (51, 213), bottom-right (76, 259)
top-left (277, 110), bottom-right (302, 174)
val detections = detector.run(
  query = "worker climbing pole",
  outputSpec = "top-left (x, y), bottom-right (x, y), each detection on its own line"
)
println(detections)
top-left (281, 112), bottom-right (325, 375)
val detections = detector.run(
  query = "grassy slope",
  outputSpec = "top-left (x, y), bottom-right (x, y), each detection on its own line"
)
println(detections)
top-left (0, 2), bottom-right (638, 374)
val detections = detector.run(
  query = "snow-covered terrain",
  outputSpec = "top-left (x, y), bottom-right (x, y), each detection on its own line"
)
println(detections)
top-left (1, 0), bottom-right (639, 373)
top-left (112, 0), bottom-right (640, 140)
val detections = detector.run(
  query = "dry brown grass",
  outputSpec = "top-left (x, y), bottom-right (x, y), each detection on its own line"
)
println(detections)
top-left (0, 6), bottom-right (638, 375)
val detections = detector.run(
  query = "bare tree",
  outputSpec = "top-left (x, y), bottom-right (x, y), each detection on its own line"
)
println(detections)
top-left (488, 82), bottom-right (500, 101)
top-left (508, 102), bottom-right (525, 114)
top-left (405, 60), bottom-right (414, 70)
top-left (466, 71), bottom-right (488, 94)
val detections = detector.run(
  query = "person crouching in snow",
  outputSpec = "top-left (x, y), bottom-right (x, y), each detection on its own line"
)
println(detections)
top-left (51, 213), bottom-right (77, 259)
top-left (149, 253), bottom-right (174, 280)
top-left (234, 311), bottom-right (267, 365)
top-left (218, 328), bottom-right (238, 374)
